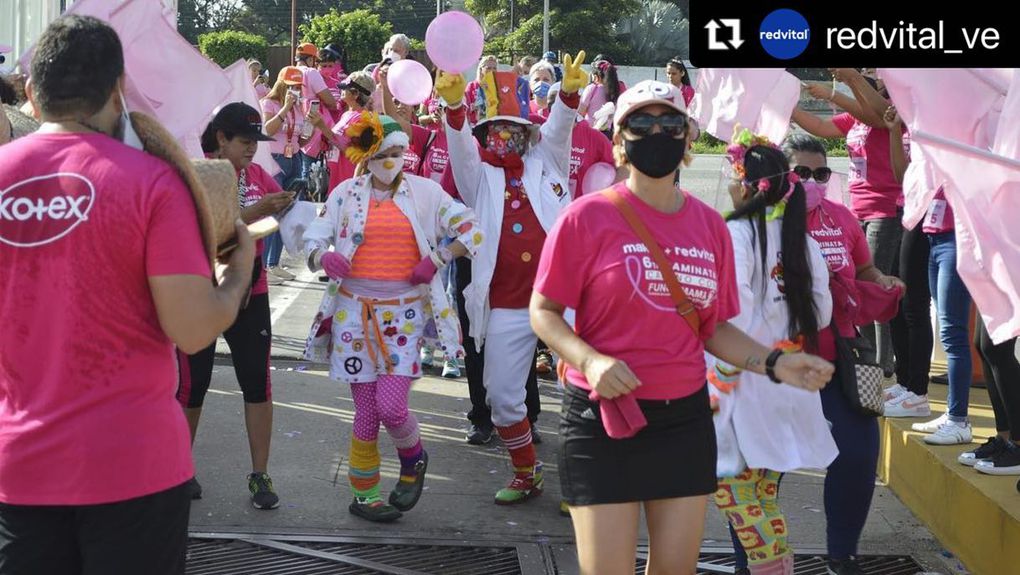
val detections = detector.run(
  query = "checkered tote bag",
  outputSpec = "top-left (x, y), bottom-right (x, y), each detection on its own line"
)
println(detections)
top-left (835, 333), bottom-right (885, 417)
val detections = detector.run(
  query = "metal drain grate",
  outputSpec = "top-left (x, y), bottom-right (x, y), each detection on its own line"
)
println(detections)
top-left (187, 534), bottom-right (926, 575)
top-left (187, 536), bottom-right (523, 575)
top-left (635, 549), bottom-right (926, 575)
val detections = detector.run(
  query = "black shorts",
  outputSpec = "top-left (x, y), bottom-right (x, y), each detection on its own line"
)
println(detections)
top-left (0, 482), bottom-right (190, 575)
top-left (176, 291), bottom-right (272, 408)
top-left (558, 383), bottom-right (717, 506)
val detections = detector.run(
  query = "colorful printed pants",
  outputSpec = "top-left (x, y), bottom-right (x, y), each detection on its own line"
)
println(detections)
top-left (714, 468), bottom-right (791, 568)
top-left (347, 375), bottom-right (423, 502)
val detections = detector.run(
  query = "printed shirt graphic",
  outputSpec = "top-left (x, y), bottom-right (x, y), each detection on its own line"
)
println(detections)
top-left (807, 198), bottom-right (872, 360)
top-left (238, 162), bottom-right (283, 296)
top-left (534, 183), bottom-right (738, 400)
top-left (0, 133), bottom-right (209, 505)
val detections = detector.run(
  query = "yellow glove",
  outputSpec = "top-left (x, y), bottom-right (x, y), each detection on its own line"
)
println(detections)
top-left (560, 51), bottom-right (587, 95)
top-left (435, 71), bottom-right (467, 108)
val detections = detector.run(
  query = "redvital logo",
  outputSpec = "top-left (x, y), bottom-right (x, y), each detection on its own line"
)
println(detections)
top-left (0, 173), bottom-right (95, 247)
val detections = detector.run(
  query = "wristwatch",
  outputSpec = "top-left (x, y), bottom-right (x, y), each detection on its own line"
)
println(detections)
top-left (764, 348), bottom-right (785, 384)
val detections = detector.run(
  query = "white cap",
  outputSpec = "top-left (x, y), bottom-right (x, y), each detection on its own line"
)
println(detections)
top-left (613, 80), bottom-right (687, 130)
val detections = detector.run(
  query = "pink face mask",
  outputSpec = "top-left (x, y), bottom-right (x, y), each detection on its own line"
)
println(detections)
top-left (803, 181), bottom-right (825, 211)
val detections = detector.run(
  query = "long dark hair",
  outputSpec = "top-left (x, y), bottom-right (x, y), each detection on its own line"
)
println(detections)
top-left (594, 58), bottom-right (622, 105)
top-left (726, 145), bottom-right (819, 346)
top-left (668, 57), bottom-right (691, 87)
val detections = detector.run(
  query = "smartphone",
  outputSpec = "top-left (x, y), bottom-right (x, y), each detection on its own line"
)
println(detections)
top-left (302, 100), bottom-right (320, 138)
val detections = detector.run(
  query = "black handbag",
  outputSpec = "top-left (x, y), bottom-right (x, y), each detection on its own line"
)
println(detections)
top-left (834, 331), bottom-right (885, 417)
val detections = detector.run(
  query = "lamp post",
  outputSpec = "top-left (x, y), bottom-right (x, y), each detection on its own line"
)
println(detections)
top-left (542, 0), bottom-right (549, 53)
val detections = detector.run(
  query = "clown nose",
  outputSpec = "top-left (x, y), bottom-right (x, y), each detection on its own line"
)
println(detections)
top-left (383, 159), bottom-right (396, 169)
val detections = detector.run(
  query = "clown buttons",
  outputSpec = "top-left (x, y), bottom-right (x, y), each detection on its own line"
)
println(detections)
top-left (521, 251), bottom-right (532, 262)
top-left (512, 223), bottom-right (523, 234)
top-left (352, 233), bottom-right (364, 245)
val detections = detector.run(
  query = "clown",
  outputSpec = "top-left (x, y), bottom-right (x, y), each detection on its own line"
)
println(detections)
top-left (303, 113), bottom-right (483, 522)
top-left (435, 52), bottom-right (587, 504)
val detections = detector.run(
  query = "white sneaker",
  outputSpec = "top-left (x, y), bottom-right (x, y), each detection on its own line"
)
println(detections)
top-left (268, 266), bottom-right (296, 281)
top-left (923, 420), bottom-right (973, 445)
top-left (884, 392), bottom-right (931, 418)
top-left (883, 383), bottom-right (908, 403)
top-left (441, 359), bottom-right (461, 378)
top-left (419, 346), bottom-right (435, 368)
top-left (912, 413), bottom-right (949, 433)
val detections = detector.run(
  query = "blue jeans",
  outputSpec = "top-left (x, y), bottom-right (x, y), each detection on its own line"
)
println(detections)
top-left (264, 153), bottom-right (305, 268)
top-left (928, 231), bottom-right (972, 418)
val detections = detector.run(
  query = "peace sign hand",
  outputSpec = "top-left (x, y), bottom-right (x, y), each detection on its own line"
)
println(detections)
top-left (561, 51), bottom-right (588, 95)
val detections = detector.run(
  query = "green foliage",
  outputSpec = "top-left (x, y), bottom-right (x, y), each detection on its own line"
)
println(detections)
top-left (469, 0), bottom-right (640, 64)
top-left (300, 9), bottom-right (393, 72)
top-left (198, 30), bottom-right (268, 68)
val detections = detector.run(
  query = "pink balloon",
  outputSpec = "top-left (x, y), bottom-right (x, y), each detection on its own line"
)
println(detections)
top-left (387, 59), bottom-right (434, 106)
top-left (582, 162), bottom-right (618, 195)
top-left (425, 11), bottom-right (484, 74)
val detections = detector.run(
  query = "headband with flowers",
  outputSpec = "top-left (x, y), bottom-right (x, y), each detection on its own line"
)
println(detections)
top-left (725, 126), bottom-right (800, 198)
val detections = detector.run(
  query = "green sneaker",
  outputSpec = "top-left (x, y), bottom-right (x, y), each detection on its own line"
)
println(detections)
top-left (349, 498), bottom-right (403, 522)
top-left (248, 472), bottom-right (280, 510)
top-left (389, 451), bottom-right (428, 512)
top-left (494, 461), bottom-right (544, 505)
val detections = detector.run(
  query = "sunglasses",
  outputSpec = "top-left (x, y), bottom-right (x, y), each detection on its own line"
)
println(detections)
top-left (623, 112), bottom-right (688, 138)
top-left (792, 165), bottom-right (833, 183)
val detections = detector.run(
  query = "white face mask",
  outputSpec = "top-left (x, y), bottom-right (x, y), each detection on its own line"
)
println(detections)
top-left (116, 90), bottom-right (143, 150)
top-left (368, 156), bottom-right (403, 185)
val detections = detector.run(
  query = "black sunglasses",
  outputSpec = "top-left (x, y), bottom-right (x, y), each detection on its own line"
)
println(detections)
top-left (623, 112), bottom-right (688, 138)
top-left (792, 165), bottom-right (832, 183)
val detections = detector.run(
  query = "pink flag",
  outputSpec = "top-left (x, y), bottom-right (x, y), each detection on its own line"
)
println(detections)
top-left (911, 70), bottom-right (1020, 344)
top-left (689, 68), bottom-right (801, 144)
top-left (222, 59), bottom-right (280, 176)
top-left (110, 0), bottom-right (232, 144)
top-left (19, 0), bottom-right (233, 154)
top-left (879, 68), bottom-right (1010, 228)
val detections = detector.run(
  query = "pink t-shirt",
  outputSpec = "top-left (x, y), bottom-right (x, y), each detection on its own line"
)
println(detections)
top-left (0, 133), bottom-right (210, 505)
top-left (534, 183), bottom-right (739, 400)
top-left (581, 81), bottom-right (627, 123)
top-left (922, 187), bottom-right (954, 234)
top-left (254, 83), bottom-right (269, 99)
top-left (421, 128), bottom-right (451, 186)
top-left (807, 199), bottom-right (872, 360)
top-left (240, 162), bottom-right (283, 295)
top-left (260, 98), bottom-right (305, 156)
top-left (328, 110), bottom-right (360, 191)
top-left (403, 124), bottom-right (431, 175)
top-left (832, 112), bottom-right (907, 220)
top-left (681, 85), bottom-right (695, 107)
top-left (297, 66), bottom-right (332, 158)
top-left (569, 119), bottom-right (615, 199)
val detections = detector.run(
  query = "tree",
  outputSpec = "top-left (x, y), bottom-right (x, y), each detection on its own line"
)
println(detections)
top-left (300, 9), bottom-right (393, 73)
top-left (198, 30), bottom-right (269, 67)
top-left (178, 0), bottom-right (243, 45)
top-left (466, 0), bottom-right (641, 64)
top-left (614, 0), bottom-right (689, 65)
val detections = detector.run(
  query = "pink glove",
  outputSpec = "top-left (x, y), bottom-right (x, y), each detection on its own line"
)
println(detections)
top-left (320, 252), bottom-right (352, 280)
top-left (409, 256), bottom-right (438, 285)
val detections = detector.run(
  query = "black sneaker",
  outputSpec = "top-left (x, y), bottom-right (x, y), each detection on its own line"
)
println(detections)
top-left (187, 477), bottom-right (203, 500)
top-left (958, 435), bottom-right (1008, 466)
top-left (389, 451), bottom-right (428, 512)
top-left (734, 569), bottom-right (750, 575)
top-left (349, 498), bottom-right (402, 522)
top-left (827, 557), bottom-right (865, 575)
top-left (975, 441), bottom-right (1020, 476)
top-left (248, 472), bottom-right (280, 510)
top-left (466, 423), bottom-right (494, 445)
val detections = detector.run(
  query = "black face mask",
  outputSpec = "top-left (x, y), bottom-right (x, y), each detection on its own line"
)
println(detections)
top-left (624, 133), bottom-right (686, 178)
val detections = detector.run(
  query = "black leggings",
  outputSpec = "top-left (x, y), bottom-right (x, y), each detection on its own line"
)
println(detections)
top-left (892, 222), bottom-right (933, 395)
top-left (975, 315), bottom-right (1020, 440)
top-left (454, 257), bottom-right (541, 427)
top-left (176, 292), bottom-right (272, 408)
